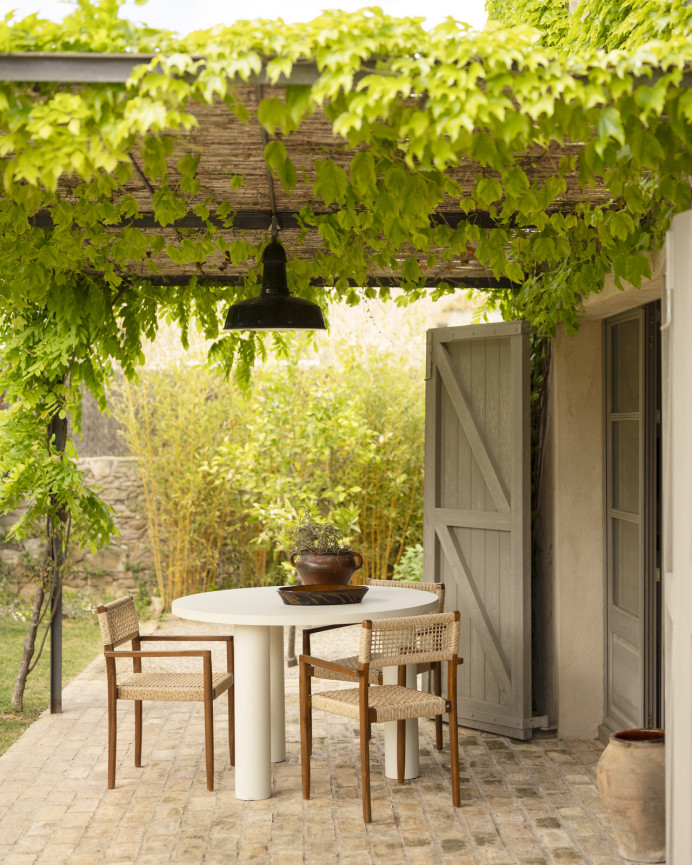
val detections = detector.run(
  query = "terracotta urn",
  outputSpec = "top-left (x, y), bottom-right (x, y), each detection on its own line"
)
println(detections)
top-left (289, 550), bottom-right (363, 586)
top-left (596, 728), bottom-right (665, 863)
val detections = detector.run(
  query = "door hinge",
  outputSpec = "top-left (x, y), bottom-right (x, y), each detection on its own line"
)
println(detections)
top-left (425, 336), bottom-right (434, 381)
top-left (527, 715), bottom-right (556, 732)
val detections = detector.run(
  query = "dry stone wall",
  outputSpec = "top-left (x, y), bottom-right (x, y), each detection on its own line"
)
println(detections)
top-left (0, 456), bottom-right (153, 597)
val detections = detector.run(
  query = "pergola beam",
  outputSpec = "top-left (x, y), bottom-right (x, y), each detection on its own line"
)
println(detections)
top-left (0, 52), bottom-right (322, 85)
top-left (120, 274), bottom-right (516, 289)
top-left (1, 51), bottom-right (689, 89)
top-left (31, 209), bottom-right (504, 231)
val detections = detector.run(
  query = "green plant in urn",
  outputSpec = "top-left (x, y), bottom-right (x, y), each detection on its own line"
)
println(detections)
top-left (289, 508), bottom-right (363, 586)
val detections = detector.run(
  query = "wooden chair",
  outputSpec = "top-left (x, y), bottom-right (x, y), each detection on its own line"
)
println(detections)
top-left (97, 594), bottom-right (234, 791)
top-left (302, 580), bottom-right (447, 749)
top-left (299, 610), bottom-right (462, 822)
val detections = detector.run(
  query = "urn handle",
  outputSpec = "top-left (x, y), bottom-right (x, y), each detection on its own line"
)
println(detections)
top-left (290, 552), bottom-right (300, 567)
top-left (352, 551), bottom-right (363, 571)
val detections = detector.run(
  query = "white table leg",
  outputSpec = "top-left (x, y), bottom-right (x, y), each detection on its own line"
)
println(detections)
top-left (233, 624), bottom-right (271, 800)
top-left (269, 626), bottom-right (286, 763)
top-left (383, 665), bottom-right (420, 780)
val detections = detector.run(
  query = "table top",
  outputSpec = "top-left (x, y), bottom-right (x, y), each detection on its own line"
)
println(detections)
top-left (171, 585), bottom-right (438, 627)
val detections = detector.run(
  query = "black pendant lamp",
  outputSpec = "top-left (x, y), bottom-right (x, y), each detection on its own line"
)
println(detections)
top-left (223, 231), bottom-right (326, 331)
top-left (225, 90), bottom-right (326, 332)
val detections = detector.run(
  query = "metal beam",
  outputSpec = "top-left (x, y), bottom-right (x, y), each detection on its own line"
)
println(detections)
top-left (1, 51), bottom-right (690, 89)
top-left (0, 52), bottom-right (322, 85)
top-left (31, 208), bottom-right (504, 231)
top-left (125, 274), bottom-right (516, 289)
top-left (0, 52), bottom-right (159, 83)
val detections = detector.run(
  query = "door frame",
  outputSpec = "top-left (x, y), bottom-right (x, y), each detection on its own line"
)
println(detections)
top-left (600, 302), bottom-right (662, 742)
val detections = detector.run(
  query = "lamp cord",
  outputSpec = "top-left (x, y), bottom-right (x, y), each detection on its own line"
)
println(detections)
top-left (257, 84), bottom-right (279, 240)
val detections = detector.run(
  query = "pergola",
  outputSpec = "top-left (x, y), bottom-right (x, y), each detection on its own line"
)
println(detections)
top-left (2, 32), bottom-right (692, 863)
top-left (0, 52), bottom-right (613, 291)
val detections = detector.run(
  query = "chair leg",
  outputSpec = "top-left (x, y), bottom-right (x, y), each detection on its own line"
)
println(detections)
top-left (228, 686), bottom-right (235, 766)
top-left (360, 712), bottom-right (372, 822)
top-left (204, 694), bottom-right (214, 791)
top-left (397, 720), bottom-right (406, 783)
top-left (299, 661), bottom-right (311, 799)
top-left (434, 663), bottom-right (443, 751)
top-left (107, 694), bottom-right (117, 789)
top-left (306, 673), bottom-right (313, 756)
top-left (134, 700), bottom-right (142, 768)
top-left (448, 661), bottom-right (461, 807)
top-left (448, 711), bottom-right (460, 807)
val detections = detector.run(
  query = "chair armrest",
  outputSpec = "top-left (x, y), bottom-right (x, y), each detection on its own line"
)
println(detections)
top-left (302, 623), bottom-right (353, 654)
top-left (299, 654), bottom-right (360, 679)
top-left (139, 635), bottom-right (234, 674)
top-left (139, 635), bottom-right (233, 642)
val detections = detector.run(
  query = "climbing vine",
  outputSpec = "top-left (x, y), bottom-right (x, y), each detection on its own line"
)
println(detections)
top-left (0, 0), bottom-right (691, 549)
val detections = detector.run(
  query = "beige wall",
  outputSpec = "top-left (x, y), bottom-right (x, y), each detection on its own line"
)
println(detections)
top-left (536, 321), bottom-right (605, 737)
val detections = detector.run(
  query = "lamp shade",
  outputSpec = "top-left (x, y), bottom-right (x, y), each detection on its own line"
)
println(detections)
top-left (224, 238), bottom-right (326, 331)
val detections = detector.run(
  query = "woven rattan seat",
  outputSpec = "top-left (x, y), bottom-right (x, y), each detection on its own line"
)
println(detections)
top-left (311, 684), bottom-right (447, 723)
top-left (117, 672), bottom-right (234, 702)
top-left (97, 594), bottom-right (234, 792)
top-left (300, 611), bottom-right (463, 822)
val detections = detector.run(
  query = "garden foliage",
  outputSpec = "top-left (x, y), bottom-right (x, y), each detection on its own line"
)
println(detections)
top-left (114, 344), bottom-right (424, 607)
top-left (0, 0), bottom-right (690, 616)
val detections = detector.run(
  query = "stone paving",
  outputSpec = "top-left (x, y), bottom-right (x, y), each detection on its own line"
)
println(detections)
top-left (0, 615), bottom-right (628, 865)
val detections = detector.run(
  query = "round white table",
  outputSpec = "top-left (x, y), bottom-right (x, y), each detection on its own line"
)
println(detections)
top-left (172, 585), bottom-right (438, 800)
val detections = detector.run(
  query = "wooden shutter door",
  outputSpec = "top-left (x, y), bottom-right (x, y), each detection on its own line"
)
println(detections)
top-left (424, 322), bottom-right (532, 738)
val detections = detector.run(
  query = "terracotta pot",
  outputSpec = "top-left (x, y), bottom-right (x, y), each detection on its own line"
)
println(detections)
top-left (289, 550), bottom-right (363, 586)
top-left (596, 728), bottom-right (665, 863)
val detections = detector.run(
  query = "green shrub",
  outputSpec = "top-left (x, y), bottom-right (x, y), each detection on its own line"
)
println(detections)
top-left (114, 340), bottom-right (424, 604)
top-left (392, 544), bottom-right (424, 582)
top-left (61, 588), bottom-right (97, 620)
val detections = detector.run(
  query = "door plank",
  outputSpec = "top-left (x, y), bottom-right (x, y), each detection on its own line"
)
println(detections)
top-left (434, 508), bottom-right (511, 532)
top-left (436, 523), bottom-right (512, 695)
top-left (436, 343), bottom-right (510, 513)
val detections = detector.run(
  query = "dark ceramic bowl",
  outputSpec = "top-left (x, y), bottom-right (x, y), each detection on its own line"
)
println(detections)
top-left (277, 584), bottom-right (369, 606)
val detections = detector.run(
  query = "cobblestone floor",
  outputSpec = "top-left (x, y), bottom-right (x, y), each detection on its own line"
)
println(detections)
top-left (0, 615), bottom-right (628, 865)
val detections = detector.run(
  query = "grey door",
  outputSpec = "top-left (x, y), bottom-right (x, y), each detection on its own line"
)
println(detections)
top-left (424, 322), bottom-right (532, 739)
top-left (603, 305), bottom-right (661, 736)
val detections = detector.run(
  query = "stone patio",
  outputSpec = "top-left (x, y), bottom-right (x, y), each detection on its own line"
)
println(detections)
top-left (0, 615), bottom-right (628, 865)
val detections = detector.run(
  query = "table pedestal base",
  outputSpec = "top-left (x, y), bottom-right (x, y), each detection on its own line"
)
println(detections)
top-left (233, 624), bottom-right (271, 800)
top-left (269, 626), bottom-right (286, 763)
top-left (232, 625), bottom-right (287, 801)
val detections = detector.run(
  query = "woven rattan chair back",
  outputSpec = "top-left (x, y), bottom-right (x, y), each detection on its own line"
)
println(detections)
top-left (97, 594), bottom-right (140, 648)
top-left (358, 611), bottom-right (459, 668)
top-left (365, 579), bottom-right (445, 613)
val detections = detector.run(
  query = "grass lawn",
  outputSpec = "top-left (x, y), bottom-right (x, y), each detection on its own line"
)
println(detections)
top-left (0, 617), bottom-right (103, 756)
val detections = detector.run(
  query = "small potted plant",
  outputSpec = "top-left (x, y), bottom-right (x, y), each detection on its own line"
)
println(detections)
top-left (288, 507), bottom-right (363, 585)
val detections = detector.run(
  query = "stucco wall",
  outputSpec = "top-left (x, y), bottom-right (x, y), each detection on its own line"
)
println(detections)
top-left (535, 321), bottom-right (605, 737)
